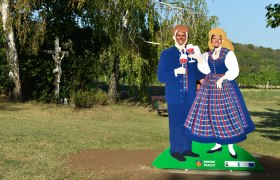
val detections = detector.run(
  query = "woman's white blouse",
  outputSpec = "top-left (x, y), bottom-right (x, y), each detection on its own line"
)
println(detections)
top-left (198, 51), bottom-right (239, 81)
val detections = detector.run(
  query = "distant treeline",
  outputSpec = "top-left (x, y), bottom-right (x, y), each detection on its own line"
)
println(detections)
top-left (233, 43), bottom-right (280, 87)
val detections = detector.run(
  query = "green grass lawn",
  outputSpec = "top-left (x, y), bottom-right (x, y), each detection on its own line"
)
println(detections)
top-left (238, 89), bottom-right (280, 157)
top-left (0, 89), bottom-right (279, 179)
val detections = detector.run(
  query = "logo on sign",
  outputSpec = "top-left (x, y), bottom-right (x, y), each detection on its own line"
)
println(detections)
top-left (195, 160), bottom-right (202, 167)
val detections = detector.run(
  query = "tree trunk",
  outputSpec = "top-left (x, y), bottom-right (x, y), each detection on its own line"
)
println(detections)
top-left (108, 55), bottom-right (119, 104)
top-left (0, 0), bottom-right (22, 101)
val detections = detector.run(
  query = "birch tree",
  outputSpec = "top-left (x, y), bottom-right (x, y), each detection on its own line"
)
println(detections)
top-left (0, 0), bottom-right (22, 100)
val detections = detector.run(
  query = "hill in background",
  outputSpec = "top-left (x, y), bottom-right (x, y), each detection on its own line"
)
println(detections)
top-left (233, 43), bottom-right (280, 87)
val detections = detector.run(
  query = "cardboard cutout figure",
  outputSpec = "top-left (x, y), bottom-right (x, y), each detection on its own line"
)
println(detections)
top-left (184, 28), bottom-right (255, 159)
top-left (153, 28), bottom-right (262, 172)
top-left (157, 25), bottom-right (205, 162)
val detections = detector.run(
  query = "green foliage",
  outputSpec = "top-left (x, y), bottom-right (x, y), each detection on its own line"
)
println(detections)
top-left (70, 90), bottom-right (95, 108)
top-left (234, 43), bottom-right (280, 87)
top-left (11, 0), bottom-right (47, 54)
top-left (2, 0), bottom-right (279, 103)
top-left (266, 3), bottom-right (280, 28)
top-left (94, 88), bottom-right (109, 104)
top-left (0, 23), bottom-right (11, 95)
top-left (18, 54), bottom-right (54, 101)
top-left (0, 62), bottom-right (11, 95)
top-left (259, 65), bottom-right (278, 85)
top-left (70, 88), bottom-right (108, 108)
top-left (1, 0), bottom-right (216, 102)
top-left (83, 0), bottom-right (163, 102)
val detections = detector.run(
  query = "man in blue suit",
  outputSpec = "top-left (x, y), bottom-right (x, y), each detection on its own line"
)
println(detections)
top-left (157, 25), bottom-right (204, 161)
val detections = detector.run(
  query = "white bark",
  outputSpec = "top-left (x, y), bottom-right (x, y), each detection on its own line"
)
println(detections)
top-left (1, 0), bottom-right (22, 100)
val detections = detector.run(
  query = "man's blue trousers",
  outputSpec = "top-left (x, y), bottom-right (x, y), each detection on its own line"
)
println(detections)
top-left (167, 94), bottom-right (193, 154)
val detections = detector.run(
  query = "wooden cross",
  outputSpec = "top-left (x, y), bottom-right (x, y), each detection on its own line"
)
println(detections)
top-left (44, 36), bottom-right (68, 100)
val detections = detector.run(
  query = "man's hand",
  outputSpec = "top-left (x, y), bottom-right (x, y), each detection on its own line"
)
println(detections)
top-left (174, 67), bottom-right (186, 77)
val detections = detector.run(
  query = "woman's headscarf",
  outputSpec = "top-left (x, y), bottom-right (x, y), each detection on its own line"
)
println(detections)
top-left (208, 28), bottom-right (234, 51)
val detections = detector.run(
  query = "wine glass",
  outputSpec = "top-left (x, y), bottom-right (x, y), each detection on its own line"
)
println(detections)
top-left (186, 44), bottom-right (195, 63)
top-left (179, 53), bottom-right (188, 67)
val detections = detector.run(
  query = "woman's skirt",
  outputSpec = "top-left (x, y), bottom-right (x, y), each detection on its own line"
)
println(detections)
top-left (184, 73), bottom-right (255, 144)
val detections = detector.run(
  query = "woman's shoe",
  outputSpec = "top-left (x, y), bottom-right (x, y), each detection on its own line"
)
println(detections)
top-left (207, 147), bottom-right (222, 153)
top-left (230, 152), bottom-right (238, 159)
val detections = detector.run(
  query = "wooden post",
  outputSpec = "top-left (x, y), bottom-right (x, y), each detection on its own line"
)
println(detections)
top-left (266, 81), bottom-right (269, 89)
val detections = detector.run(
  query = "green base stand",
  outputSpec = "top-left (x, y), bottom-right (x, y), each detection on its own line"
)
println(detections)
top-left (152, 142), bottom-right (263, 171)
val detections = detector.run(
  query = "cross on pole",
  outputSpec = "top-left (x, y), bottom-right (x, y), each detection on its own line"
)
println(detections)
top-left (44, 36), bottom-right (68, 100)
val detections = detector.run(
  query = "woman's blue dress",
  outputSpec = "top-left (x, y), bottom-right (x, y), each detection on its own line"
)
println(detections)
top-left (184, 48), bottom-right (255, 144)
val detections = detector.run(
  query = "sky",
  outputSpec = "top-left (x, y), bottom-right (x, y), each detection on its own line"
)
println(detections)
top-left (205, 0), bottom-right (280, 50)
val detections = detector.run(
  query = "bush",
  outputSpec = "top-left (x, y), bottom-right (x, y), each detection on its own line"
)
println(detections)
top-left (70, 88), bottom-right (108, 108)
top-left (94, 88), bottom-right (109, 105)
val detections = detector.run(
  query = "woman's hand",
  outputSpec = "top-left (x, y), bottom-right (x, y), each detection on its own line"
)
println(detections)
top-left (216, 76), bottom-right (226, 89)
top-left (188, 54), bottom-right (204, 64)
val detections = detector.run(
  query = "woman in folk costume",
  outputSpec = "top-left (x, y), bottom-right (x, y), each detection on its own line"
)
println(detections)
top-left (184, 28), bottom-right (255, 159)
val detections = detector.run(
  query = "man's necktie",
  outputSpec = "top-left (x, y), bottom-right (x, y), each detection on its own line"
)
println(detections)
top-left (181, 49), bottom-right (188, 92)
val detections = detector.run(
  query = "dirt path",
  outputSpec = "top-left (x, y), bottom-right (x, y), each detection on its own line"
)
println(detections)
top-left (67, 149), bottom-right (280, 180)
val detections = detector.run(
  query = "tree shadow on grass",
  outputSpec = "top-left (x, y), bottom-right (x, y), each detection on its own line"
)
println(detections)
top-left (0, 96), bottom-right (25, 111)
top-left (0, 104), bottom-right (24, 111)
top-left (250, 108), bottom-right (280, 141)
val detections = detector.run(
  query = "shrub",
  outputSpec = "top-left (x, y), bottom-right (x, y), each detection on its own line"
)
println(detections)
top-left (70, 88), bottom-right (108, 108)
top-left (94, 89), bottom-right (108, 105)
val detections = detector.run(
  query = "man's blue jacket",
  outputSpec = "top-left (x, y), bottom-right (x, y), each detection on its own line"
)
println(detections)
top-left (158, 46), bottom-right (205, 104)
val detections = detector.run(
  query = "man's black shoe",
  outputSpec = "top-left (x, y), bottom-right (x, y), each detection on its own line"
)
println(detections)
top-left (207, 147), bottom-right (222, 153)
top-left (183, 150), bottom-right (200, 157)
top-left (171, 152), bottom-right (186, 162)
top-left (230, 152), bottom-right (238, 159)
